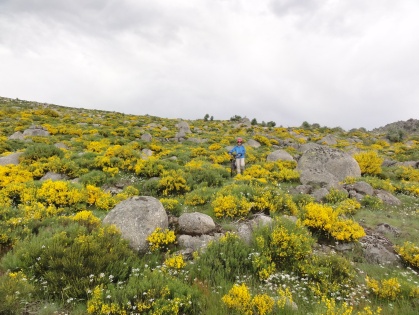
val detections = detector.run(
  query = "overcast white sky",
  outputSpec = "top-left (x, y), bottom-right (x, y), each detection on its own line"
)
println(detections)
top-left (1, 0), bottom-right (418, 130)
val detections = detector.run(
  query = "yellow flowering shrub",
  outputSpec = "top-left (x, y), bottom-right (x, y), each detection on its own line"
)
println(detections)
top-left (222, 283), bottom-right (275, 315)
top-left (251, 189), bottom-right (276, 213)
top-left (245, 164), bottom-right (270, 179)
top-left (410, 287), bottom-right (419, 299)
top-left (363, 177), bottom-right (396, 193)
top-left (184, 191), bottom-right (207, 206)
top-left (354, 151), bottom-right (383, 176)
top-left (72, 210), bottom-right (101, 230)
top-left (114, 186), bottom-right (139, 201)
top-left (328, 219), bottom-right (366, 242)
top-left (251, 293), bottom-right (275, 315)
top-left (324, 188), bottom-right (348, 204)
top-left (277, 287), bottom-right (293, 309)
top-left (335, 199), bottom-right (361, 215)
top-left (254, 135), bottom-right (272, 146)
top-left (318, 296), bottom-right (353, 315)
top-left (303, 202), bottom-right (338, 231)
top-left (18, 202), bottom-right (64, 221)
top-left (95, 193), bottom-right (117, 211)
top-left (159, 198), bottom-right (180, 213)
top-left (272, 193), bottom-right (299, 215)
top-left (302, 202), bottom-right (365, 242)
top-left (398, 181), bottom-right (419, 197)
top-left (184, 160), bottom-right (205, 170)
top-left (191, 147), bottom-right (208, 157)
top-left (395, 241), bottom-right (419, 268)
top-left (256, 223), bottom-right (313, 267)
top-left (210, 152), bottom-right (230, 164)
top-left (365, 276), bottom-right (401, 300)
top-left (0, 270), bottom-right (35, 313)
top-left (87, 285), bottom-right (125, 315)
top-left (162, 254), bottom-right (186, 271)
top-left (103, 166), bottom-right (119, 177)
top-left (149, 143), bottom-right (163, 152)
top-left (37, 180), bottom-right (86, 206)
top-left (158, 169), bottom-right (190, 196)
top-left (146, 227), bottom-right (176, 252)
top-left (221, 283), bottom-right (252, 315)
top-left (208, 143), bottom-right (222, 151)
top-left (211, 194), bottom-right (253, 218)
top-left (86, 185), bottom-right (106, 205)
top-left (397, 166), bottom-right (419, 182)
top-left (250, 251), bottom-right (276, 280)
top-left (0, 165), bottom-right (33, 187)
top-left (270, 168), bottom-right (300, 182)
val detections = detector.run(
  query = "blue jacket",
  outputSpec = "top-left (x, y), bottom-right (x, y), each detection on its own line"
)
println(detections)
top-left (229, 145), bottom-right (245, 158)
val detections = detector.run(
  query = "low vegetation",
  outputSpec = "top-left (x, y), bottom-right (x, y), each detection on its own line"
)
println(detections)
top-left (0, 97), bottom-right (418, 314)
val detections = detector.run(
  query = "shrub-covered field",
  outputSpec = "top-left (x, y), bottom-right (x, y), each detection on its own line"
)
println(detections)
top-left (0, 97), bottom-right (418, 314)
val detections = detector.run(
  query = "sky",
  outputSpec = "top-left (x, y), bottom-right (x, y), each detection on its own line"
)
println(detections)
top-left (1, 0), bottom-right (418, 131)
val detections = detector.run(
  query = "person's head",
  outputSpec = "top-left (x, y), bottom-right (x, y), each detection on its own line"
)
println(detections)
top-left (237, 137), bottom-right (243, 145)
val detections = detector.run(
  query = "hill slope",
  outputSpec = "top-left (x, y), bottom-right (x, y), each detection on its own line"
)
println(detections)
top-left (0, 96), bottom-right (419, 315)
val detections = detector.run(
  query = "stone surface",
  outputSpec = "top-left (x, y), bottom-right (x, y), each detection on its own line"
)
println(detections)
top-left (103, 196), bottom-right (168, 253)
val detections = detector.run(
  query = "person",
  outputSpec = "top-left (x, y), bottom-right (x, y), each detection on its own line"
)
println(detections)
top-left (229, 137), bottom-right (246, 174)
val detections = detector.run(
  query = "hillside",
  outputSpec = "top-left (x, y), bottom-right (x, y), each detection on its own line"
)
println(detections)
top-left (0, 96), bottom-right (419, 315)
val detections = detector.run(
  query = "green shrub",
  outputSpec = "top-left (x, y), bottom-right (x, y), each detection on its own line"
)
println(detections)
top-left (362, 176), bottom-right (396, 193)
top-left (185, 166), bottom-right (229, 189)
top-left (324, 188), bottom-right (348, 204)
top-left (160, 198), bottom-right (182, 216)
top-left (293, 193), bottom-right (315, 208)
top-left (140, 178), bottom-right (160, 197)
top-left (80, 170), bottom-right (108, 186)
top-left (0, 271), bottom-right (36, 315)
top-left (87, 268), bottom-right (203, 314)
top-left (184, 187), bottom-right (215, 207)
top-left (188, 233), bottom-right (253, 287)
top-left (21, 143), bottom-right (64, 162)
top-left (135, 157), bottom-right (166, 178)
top-left (386, 128), bottom-right (405, 143)
top-left (361, 195), bottom-right (383, 209)
top-left (0, 139), bottom-right (27, 154)
top-left (72, 152), bottom-right (99, 169)
top-left (253, 217), bottom-right (314, 271)
top-left (299, 253), bottom-right (356, 298)
top-left (1, 221), bottom-right (139, 301)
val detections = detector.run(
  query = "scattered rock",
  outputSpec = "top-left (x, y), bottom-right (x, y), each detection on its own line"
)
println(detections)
top-left (0, 152), bottom-right (23, 165)
top-left (103, 196), bottom-right (168, 253)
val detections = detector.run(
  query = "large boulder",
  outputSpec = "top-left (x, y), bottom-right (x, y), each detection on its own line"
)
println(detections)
top-left (103, 196), bottom-right (168, 253)
top-left (266, 149), bottom-right (294, 162)
top-left (344, 181), bottom-right (374, 196)
top-left (317, 135), bottom-right (338, 146)
top-left (40, 172), bottom-right (69, 181)
top-left (8, 131), bottom-right (25, 140)
top-left (236, 214), bottom-right (273, 244)
top-left (141, 133), bottom-right (152, 142)
top-left (246, 139), bottom-right (261, 148)
top-left (178, 212), bottom-right (216, 236)
top-left (176, 121), bottom-right (191, 134)
top-left (22, 126), bottom-right (50, 137)
top-left (360, 233), bottom-right (401, 266)
top-left (374, 189), bottom-right (402, 206)
top-left (0, 152), bottom-right (23, 165)
top-left (177, 234), bottom-right (222, 251)
top-left (297, 146), bottom-right (361, 187)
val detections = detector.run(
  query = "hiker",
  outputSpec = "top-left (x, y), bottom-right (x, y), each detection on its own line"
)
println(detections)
top-left (229, 137), bottom-right (246, 174)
